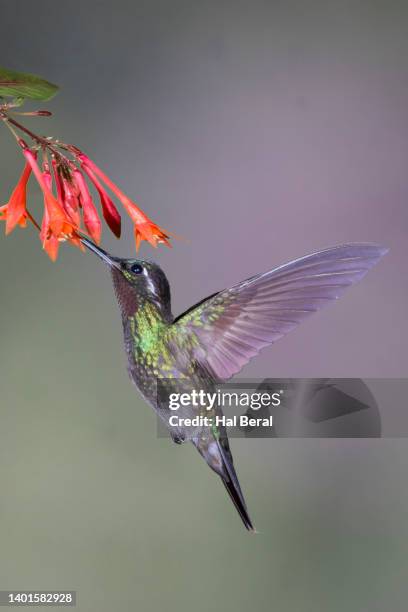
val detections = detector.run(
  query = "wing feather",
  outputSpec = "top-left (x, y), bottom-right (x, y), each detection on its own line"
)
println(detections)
top-left (170, 244), bottom-right (387, 381)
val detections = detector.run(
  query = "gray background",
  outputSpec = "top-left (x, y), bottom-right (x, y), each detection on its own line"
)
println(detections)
top-left (0, 1), bottom-right (407, 611)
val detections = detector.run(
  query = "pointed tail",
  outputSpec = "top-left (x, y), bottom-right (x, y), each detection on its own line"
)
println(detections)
top-left (221, 472), bottom-right (254, 532)
top-left (215, 438), bottom-right (255, 532)
top-left (194, 435), bottom-right (255, 532)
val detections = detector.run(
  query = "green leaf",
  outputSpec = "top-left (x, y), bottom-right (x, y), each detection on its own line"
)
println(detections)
top-left (11, 96), bottom-right (25, 107)
top-left (0, 66), bottom-right (59, 101)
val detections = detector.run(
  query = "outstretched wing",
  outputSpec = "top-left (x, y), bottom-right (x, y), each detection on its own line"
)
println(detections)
top-left (170, 244), bottom-right (387, 381)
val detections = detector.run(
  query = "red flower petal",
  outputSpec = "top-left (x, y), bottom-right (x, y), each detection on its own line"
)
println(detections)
top-left (22, 148), bottom-right (74, 240)
top-left (73, 169), bottom-right (102, 244)
top-left (78, 154), bottom-right (170, 250)
top-left (51, 159), bottom-right (65, 201)
top-left (61, 177), bottom-right (81, 227)
top-left (80, 164), bottom-right (121, 238)
top-left (133, 221), bottom-right (171, 251)
top-left (43, 234), bottom-right (60, 261)
top-left (39, 172), bottom-right (59, 262)
top-left (0, 204), bottom-right (8, 222)
top-left (3, 162), bottom-right (32, 235)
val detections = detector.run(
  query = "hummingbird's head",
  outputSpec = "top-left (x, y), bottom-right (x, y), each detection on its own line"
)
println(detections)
top-left (81, 237), bottom-right (171, 318)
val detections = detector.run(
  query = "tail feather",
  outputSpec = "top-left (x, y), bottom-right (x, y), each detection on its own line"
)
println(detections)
top-left (221, 473), bottom-right (255, 532)
top-left (215, 438), bottom-right (255, 532)
top-left (193, 434), bottom-right (255, 531)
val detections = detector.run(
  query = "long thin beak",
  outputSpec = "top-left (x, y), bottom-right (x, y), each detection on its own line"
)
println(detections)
top-left (80, 236), bottom-right (122, 270)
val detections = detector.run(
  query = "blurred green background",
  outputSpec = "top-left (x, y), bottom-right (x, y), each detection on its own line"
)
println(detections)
top-left (1, 1), bottom-right (408, 611)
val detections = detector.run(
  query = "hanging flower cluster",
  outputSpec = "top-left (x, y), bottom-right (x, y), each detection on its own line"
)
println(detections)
top-left (0, 103), bottom-right (171, 261)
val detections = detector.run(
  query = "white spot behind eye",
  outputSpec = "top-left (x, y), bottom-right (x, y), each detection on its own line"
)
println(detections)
top-left (144, 268), bottom-right (157, 295)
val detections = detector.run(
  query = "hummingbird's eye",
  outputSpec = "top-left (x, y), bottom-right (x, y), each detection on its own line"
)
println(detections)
top-left (130, 263), bottom-right (143, 275)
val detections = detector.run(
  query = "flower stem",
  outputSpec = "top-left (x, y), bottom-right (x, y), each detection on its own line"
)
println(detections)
top-left (1, 112), bottom-right (49, 147)
top-left (0, 110), bottom-right (68, 163)
top-left (25, 209), bottom-right (41, 231)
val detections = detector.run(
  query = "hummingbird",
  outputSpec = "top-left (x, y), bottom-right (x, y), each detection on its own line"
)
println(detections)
top-left (80, 238), bottom-right (387, 532)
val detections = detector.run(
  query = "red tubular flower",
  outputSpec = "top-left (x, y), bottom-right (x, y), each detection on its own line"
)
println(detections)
top-left (40, 165), bottom-right (60, 261)
top-left (80, 164), bottom-right (121, 238)
top-left (133, 221), bottom-right (171, 251)
top-left (1, 162), bottom-right (32, 235)
top-left (78, 153), bottom-right (170, 251)
top-left (51, 161), bottom-right (84, 251)
top-left (1, 106), bottom-right (175, 261)
top-left (61, 176), bottom-right (81, 227)
top-left (51, 161), bottom-right (85, 253)
top-left (19, 143), bottom-right (79, 261)
top-left (51, 159), bottom-right (65, 202)
top-left (73, 169), bottom-right (102, 244)
top-left (21, 145), bottom-right (74, 241)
